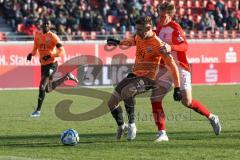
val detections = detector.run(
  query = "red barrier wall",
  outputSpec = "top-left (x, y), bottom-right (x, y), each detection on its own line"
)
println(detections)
top-left (0, 41), bottom-right (240, 88)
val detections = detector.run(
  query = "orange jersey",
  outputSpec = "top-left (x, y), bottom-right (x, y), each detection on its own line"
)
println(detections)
top-left (31, 31), bottom-right (60, 65)
top-left (120, 33), bottom-right (180, 87)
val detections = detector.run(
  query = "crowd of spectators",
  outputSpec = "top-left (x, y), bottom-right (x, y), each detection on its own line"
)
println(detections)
top-left (0, 0), bottom-right (240, 40)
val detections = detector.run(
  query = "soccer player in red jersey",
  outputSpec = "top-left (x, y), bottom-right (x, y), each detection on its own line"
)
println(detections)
top-left (107, 16), bottom-right (182, 140)
top-left (150, 2), bottom-right (221, 142)
top-left (27, 19), bottom-right (78, 117)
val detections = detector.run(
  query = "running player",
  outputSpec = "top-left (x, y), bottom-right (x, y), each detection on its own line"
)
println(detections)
top-left (27, 18), bottom-right (78, 117)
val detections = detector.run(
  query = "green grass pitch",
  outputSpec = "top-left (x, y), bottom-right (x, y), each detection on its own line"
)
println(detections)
top-left (0, 85), bottom-right (240, 160)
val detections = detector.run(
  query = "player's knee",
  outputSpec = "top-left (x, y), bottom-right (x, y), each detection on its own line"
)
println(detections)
top-left (150, 96), bottom-right (163, 103)
top-left (108, 92), bottom-right (120, 109)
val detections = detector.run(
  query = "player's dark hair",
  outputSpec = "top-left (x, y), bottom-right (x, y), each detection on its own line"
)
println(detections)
top-left (135, 16), bottom-right (152, 26)
top-left (42, 18), bottom-right (51, 25)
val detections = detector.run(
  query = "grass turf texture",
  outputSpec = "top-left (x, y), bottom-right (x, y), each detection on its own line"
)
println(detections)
top-left (0, 85), bottom-right (240, 160)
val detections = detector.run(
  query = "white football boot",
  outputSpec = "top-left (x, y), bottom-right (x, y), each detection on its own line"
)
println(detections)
top-left (30, 110), bottom-right (41, 117)
top-left (127, 123), bottom-right (137, 141)
top-left (209, 114), bottom-right (221, 135)
top-left (67, 73), bottom-right (79, 84)
top-left (116, 123), bottom-right (128, 140)
top-left (155, 130), bottom-right (169, 142)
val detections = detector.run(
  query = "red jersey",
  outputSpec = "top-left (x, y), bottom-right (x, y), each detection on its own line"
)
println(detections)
top-left (156, 21), bottom-right (191, 71)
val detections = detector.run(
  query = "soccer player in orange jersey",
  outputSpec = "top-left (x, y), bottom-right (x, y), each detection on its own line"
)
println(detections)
top-left (106, 16), bottom-right (182, 141)
top-left (27, 19), bottom-right (78, 117)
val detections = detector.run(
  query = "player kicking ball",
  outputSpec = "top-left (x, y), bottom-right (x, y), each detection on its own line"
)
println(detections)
top-left (107, 16), bottom-right (182, 141)
top-left (27, 18), bottom-right (78, 117)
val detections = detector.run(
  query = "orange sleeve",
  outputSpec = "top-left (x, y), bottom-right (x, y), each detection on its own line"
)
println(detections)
top-left (31, 33), bottom-right (38, 56)
top-left (51, 33), bottom-right (65, 57)
top-left (53, 46), bottom-right (65, 57)
top-left (119, 36), bottom-right (136, 46)
top-left (161, 54), bottom-right (180, 88)
top-left (52, 33), bottom-right (61, 45)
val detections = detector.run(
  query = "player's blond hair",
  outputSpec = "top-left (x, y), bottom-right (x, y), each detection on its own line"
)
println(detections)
top-left (158, 2), bottom-right (176, 16)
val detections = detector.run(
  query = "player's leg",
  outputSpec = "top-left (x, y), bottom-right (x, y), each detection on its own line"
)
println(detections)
top-left (150, 67), bottom-right (172, 142)
top-left (31, 63), bottom-right (54, 117)
top-left (109, 76), bottom-right (154, 140)
top-left (49, 62), bottom-right (78, 90)
top-left (124, 98), bottom-right (137, 140)
top-left (181, 89), bottom-right (211, 117)
top-left (151, 86), bottom-right (169, 142)
top-left (108, 90), bottom-right (127, 140)
top-left (180, 68), bottom-right (221, 135)
top-left (51, 73), bottom-right (78, 89)
top-left (124, 98), bottom-right (135, 124)
top-left (108, 77), bottom-right (133, 140)
top-left (31, 76), bottom-right (49, 117)
top-left (181, 89), bottom-right (221, 135)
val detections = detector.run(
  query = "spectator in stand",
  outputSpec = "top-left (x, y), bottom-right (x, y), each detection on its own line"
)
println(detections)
top-left (92, 15), bottom-right (104, 31)
top-left (119, 15), bottom-right (131, 34)
top-left (1, 0), bottom-right (240, 39)
top-left (180, 15), bottom-right (193, 31)
top-left (215, 0), bottom-right (225, 12)
top-left (226, 11), bottom-right (239, 30)
top-left (206, 0), bottom-right (216, 14)
top-left (209, 14), bottom-right (217, 32)
top-left (213, 6), bottom-right (224, 30)
top-left (81, 12), bottom-right (93, 31)
top-left (222, 5), bottom-right (230, 23)
top-left (201, 12), bottom-right (213, 31)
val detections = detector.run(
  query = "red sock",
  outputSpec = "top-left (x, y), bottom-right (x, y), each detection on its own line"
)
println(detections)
top-left (151, 101), bottom-right (165, 131)
top-left (191, 99), bottom-right (211, 118)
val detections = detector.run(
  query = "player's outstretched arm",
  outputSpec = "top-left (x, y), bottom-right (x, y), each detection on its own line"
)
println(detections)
top-left (107, 36), bottom-right (136, 46)
top-left (107, 38), bottom-right (120, 46)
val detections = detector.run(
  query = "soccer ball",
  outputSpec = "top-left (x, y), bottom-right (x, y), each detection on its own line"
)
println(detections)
top-left (60, 129), bottom-right (80, 146)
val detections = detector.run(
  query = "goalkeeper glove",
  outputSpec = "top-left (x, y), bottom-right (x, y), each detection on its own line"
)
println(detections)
top-left (173, 87), bottom-right (182, 101)
top-left (107, 38), bottom-right (120, 46)
top-left (42, 55), bottom-right (51, 61)
top-left (27, 53), bottom-right (32, 61)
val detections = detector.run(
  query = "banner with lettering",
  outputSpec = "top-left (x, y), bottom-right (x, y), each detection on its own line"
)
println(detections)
top-left (1, 41), bottom-right (240, 88)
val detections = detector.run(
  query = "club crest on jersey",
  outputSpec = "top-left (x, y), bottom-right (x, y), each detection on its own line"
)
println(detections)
top-left (147, 46), bottom-right (152, 53)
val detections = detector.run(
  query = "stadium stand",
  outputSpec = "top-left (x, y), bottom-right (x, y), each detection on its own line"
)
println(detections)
top-left (0, 0), bottom-right (240, 40)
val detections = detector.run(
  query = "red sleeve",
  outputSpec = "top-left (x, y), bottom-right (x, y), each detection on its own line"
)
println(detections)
top-left (171, 26), bottom-right (188, 52)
